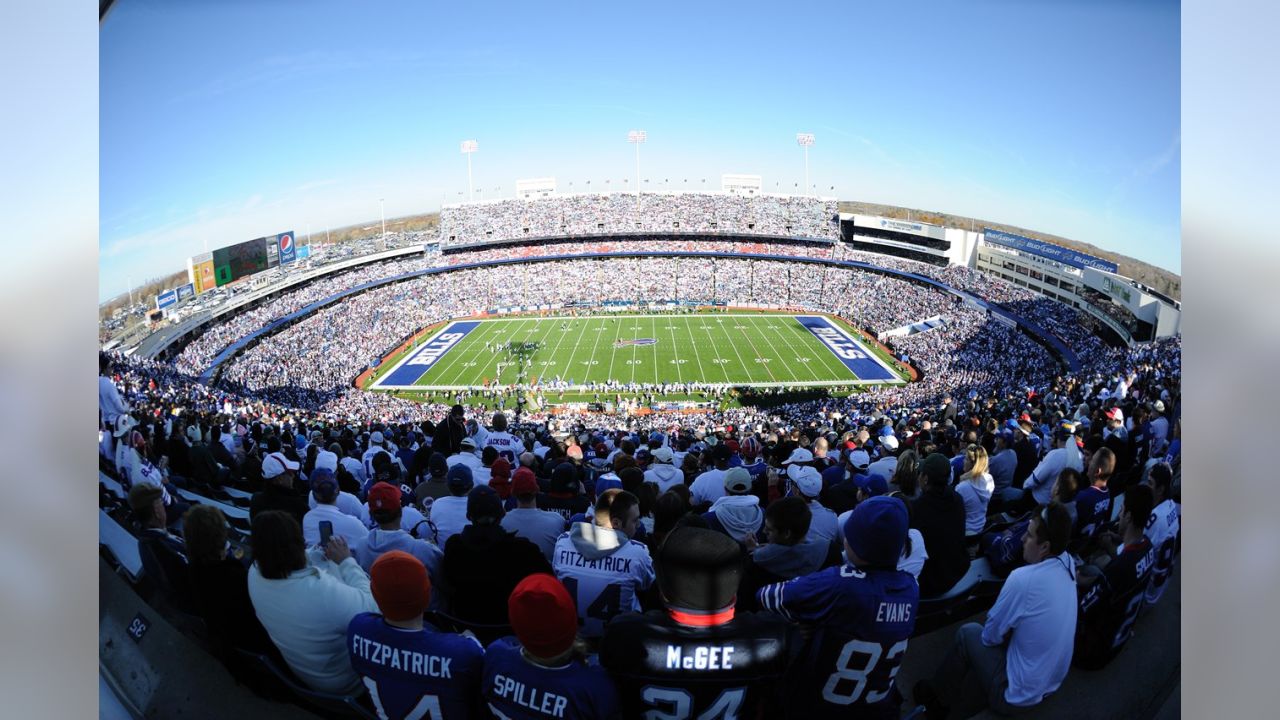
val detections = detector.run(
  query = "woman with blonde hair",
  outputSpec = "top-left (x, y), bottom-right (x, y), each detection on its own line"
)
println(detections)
top-left (956, 444), bottom-right (995, 539)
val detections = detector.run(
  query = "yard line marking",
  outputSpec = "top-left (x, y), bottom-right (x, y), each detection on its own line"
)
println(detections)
top-left (749, 316), bottom-right (803, 383)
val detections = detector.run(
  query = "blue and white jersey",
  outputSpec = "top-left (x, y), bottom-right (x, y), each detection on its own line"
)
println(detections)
top-left (482, 637), bottom-right (620, 720)
top-left (1143, 499), bottom-right (1180, 604)
top-left (484, 431), bottom-right (523, 466)
top-left (757, 564), bottom-right (918, 719)
top-left (347, 613), bottom-right (484, 720)
top-left (552, 525), bottom-right (656, 638)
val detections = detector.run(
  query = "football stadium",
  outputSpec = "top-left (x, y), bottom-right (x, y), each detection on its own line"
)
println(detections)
top-left (98, 3), bottom-right (1180, 719)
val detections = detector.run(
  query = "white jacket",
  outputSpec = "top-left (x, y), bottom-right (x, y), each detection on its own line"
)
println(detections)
top-left (248, 550), bottom-right (379, 695)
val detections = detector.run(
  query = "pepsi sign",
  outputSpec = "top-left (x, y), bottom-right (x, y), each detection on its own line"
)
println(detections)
top-left (278, 231), bottom-right (297, 264)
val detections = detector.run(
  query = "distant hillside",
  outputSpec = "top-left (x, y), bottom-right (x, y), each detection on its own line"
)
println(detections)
top-left (838, 201), bottom-right (1181, 301)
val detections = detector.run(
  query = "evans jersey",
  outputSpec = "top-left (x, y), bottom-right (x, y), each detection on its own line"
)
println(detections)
top-left (482, 636), bottom-right (620, 720)
top-left (347, 613), bottom-right (485, 720)
top-left (757, 564), bottom-right (919, 719)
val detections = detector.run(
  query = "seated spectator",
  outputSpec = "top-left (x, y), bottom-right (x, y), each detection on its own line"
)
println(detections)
top-left (987, 429), bottom-right (1018, 498)
top-left (447, 437), bottom-right (483, 474)
top-left (182, 504), bottom-right (275, 678)
top-left (702, 467), bottom-right (764, 545)
top-left (757, 496), bottom-right (919, 718)
top-left (1074, 447), bottom-right (1116, 544)
top-left (1141, 462), bottom-right (1181, 607)
top-left (247, 510), bottom-right (379, 695)
top-left (488, 457), bottom-right (514, 504)
top-left (643, 446), bottom-right (683, 493)
top-left (738, 497), bottom-right (826, 609)
top-left (553, 490), bottom-right (656, 638)
top-left (601, 526), bottom-right (793, 719)
top-left (911, 453), bottom-right (970, 597)
top-left (129, 484), bottom-right (194, 612)
top-left (955, 444), bottom-right (994, 539)
top-left (251, 451), bottom-right (309, 525)
top-left (119, 428), bottom-right (187, 528)
top-left (348, 551), bottom-right (485, 719)
top-left (1005, 424), bottom-right (1083, 513)
top-left (887, 449), bottom-right (921, 500)
top-left (430, 465), bottom-right (475, 547)
top-left (538, 462), bottom-right (592, 524)
top-left (302, 469), bottom-right (370, 551)
top-left (1052, 467), bottom-right (1082, 527)
top-left (1074, 484), bottom-right (1156, 670)
top-left (356, 482), bottom-right (445, 609)
top-left (501, 467), bottom-right (568, 561)
top-left (414, 452), bottom-right (451, 508)
top-left (443, 486), bottom-right (551, 626)
top-left (689, 445), bottom-right (732, 508)
top-left (787, 465), bottom-right (839, 547)
top-left (482, 574), bottom-right (620, 719)
top-left (650, 490), bottom-right (692, 550)
top-left (914, 502), bottom-right (1077, 718)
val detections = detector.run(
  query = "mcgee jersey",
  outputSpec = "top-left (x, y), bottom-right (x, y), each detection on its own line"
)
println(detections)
top-left (598, 611), bottom-right (794, 720)
top-left (757, 564), bottom-right (919, 720)
top-left (485, 431), bottom-right (523, 466)
top-left (482, 636), bottom-right (620, 720)
top-left (1143, 499), bottom-right (1181, 604)
top-left (1075, 538), bottom-right (1154, 670)
top-left (347, 613), bottom-right (485, 720)
top-left (552, 533), bottom-right (656, 638)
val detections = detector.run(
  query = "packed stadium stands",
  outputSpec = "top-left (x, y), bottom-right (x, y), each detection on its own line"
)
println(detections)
top-left (100, 193), bottom-right (1180, 718)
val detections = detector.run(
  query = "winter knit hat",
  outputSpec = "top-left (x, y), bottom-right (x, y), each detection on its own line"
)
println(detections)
top-left (842, 495), bottom-right (909, 568)
top-left (508, 574), bottom-right (578, 659)
top-left (370, 551), bottom-right (431, 621)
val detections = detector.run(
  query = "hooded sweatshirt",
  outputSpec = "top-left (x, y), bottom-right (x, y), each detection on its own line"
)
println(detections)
top-left (354, 528), bottom-right (446, 611)
top-left (703, 494), bottom-right (764, 543)
top-left (643, 464), bottom-right (684, 493)
top-left (552, 523), bottom-right (656, 638)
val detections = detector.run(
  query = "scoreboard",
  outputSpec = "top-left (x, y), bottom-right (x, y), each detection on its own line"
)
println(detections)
top-left (212, 238), bottom-right (268, 286)
top-left (202, 231), bottom-right (298, 289)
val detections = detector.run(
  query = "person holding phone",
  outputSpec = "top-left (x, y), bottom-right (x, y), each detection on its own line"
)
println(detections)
top-left (302, 469), bottom-right (369, 551)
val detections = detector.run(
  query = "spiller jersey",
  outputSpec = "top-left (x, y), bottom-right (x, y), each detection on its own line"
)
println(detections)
top-left (482, 637), bottom-right (620, 720)
top-left (1075, 537), bottom-right (1154, 670)
top-left (347, 613), bottom-right (485, 720)
top-left (485, 431), bottom-right (523, 466)
top-left (757, 564), bottom-right (919, 719)
top-left (598, 610), bottom-right (794, 720)
top-left (1143, 499), bottom-right (1180, 604)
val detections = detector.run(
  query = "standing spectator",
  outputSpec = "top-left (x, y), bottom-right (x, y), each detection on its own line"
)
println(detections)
top-left (348, 551), bottom-right (485, 719)
top-left (702, 467), bottom-right (764, 545)
top-left (433, 405), bottom-right (467, 458)
top-left (247, 510), bottom-right (379, 695)
top-left (955, 444), bottom-right (994, 539)
top-left (1074, 448), bottom-right (1116, 544)
top-left (601, 526), bottom-right (793, 719)
top-left (501, 468), bottom-right (568, 562)
top-left (911, 453), bottom-right (970, 597)
top-left (443, 486), bottom-right (551, 626)
top-left (100, 353), bottom-right (130, 460)
top-left (756, 496), bottom-right (919, 719)
top-left (481, 574), bottom-right (620, 719)
top-left (553, 491), bottom-right (656, 638)
top-left (914, 502), bottom-right (1077, 718)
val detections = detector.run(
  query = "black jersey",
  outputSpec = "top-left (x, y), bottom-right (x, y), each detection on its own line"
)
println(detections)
top-left (1074, 537), bottom-right (1155, 670)
top-left (599, 609), bottom-right (794, 720)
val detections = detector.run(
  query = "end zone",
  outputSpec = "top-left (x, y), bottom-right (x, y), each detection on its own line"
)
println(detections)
top-left (369, 321), bottom-right (480, 389)
top-left (793, 315), bottom-right (902, 383)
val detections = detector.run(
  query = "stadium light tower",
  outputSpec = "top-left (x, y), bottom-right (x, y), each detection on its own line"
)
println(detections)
top-left (460, 139), bottom-right (479, 202)
top-left (796, 133), bottom-right (815, 197)
top-left (628, 130), bottom-right (646, 197)
top-left (379, 198), bottom-right (386, 239)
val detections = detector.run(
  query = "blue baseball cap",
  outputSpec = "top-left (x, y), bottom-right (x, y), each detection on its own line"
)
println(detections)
top-left (842, 495), bottom-right (908, 567)
top-left (855, 473), bottom-right (889, 497)
top-left (446, 464), bottom-right (474, 492)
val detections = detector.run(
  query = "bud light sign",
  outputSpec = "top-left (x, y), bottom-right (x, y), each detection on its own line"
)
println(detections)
top-left (278, 231), bottom-right (297, 264)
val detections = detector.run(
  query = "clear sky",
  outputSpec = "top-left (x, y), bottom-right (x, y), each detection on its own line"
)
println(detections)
top-left (99, 0), bottom-right (1180, 301)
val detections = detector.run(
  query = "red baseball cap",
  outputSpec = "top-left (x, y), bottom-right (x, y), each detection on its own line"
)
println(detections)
top-left (367, 482), bottom-right (402, 511)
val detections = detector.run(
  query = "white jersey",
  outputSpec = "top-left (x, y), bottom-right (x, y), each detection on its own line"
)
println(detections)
top-left (1143, 499), bottom-right (1180, 604)
top-left (552, 526), bottom-right (656, 639)
top-left (483, 431), bottom-right (522, 465)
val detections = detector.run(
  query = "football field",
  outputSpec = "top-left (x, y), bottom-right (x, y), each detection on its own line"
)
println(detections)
top-left (369, 313), bottom-right (904, 391)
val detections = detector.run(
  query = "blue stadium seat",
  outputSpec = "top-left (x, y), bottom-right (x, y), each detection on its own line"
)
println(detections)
top-left (233, 648), bottom-right (376, 720)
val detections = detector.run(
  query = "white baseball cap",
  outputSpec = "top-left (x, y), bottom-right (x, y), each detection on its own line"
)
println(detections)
top-left (314, 450), bottom-right (339, 472)
top-left (651, 447), bottom-right (674, 464)
top-left (783, 447), bottom-right (814, 465)
top-left (262, 452), bottom-right (300, 479)
top-left (113, 414), bottom-right (138, 438)
top-left (789, 465), bottom-right (823, 498)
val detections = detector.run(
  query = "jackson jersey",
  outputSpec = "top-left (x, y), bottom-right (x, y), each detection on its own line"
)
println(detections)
top-left (1143, 499), bottom-right (1180, 604)
top-left (757, 564), bottom-right (919, 719)
top-left (598, 610), bottom-right (794, 720)
top-left (347, 613), bottom-right (485, 720)
top-left (552, 531), bottom-right (656, 638)
top-left (485, 432), bottom-right (523, 466)
top-left (1075, 538), bottom-right (1154, 670)
top-left (482, 636), bottom-right (620, 720)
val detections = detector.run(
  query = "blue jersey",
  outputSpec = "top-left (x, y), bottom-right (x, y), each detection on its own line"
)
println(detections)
top-left (482, 637), bottom-right (620, 720)
top-left (757, 564), bottom-right (918, 719)
top-left (347, 613), bottom-right (485, 720)
top-left (1074, 486), bottom-right (1111, 541)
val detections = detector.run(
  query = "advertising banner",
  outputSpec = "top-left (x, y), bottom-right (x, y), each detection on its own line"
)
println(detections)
top-left (155, 289), bottom-right (178, 310)
top-left (176, 283), bottom-right (195, 302)
top-left (278, 231), bottom-right (297, 264)
top-left (983, 228), bottom-right (1118, 273)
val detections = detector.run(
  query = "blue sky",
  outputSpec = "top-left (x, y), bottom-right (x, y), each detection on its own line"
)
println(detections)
top-left (99, 0), bottom-right (1180, 301)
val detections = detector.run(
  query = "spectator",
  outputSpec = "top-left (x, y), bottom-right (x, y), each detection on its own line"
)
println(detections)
top-left (443, 486), bottom-right (551, 626)
top-left (482, 574), bottom-right (621, 719)
top-left (348, 551), bottom-right (485, 719)
top-left (430, 465), bottom-right (475, 547)
top-left (553, 490), bottom-right (656, 638)
top-left (414, 452), bottom-right (451, 507)
top-left (955, 444), bottom-right (994, 539)
top-left (887, 449), bottom-right (921, 499)
top-left (702, 467), bottom-right (764, 545)
top-left (129, 484), bottom-right (194, 612)
top-left (738, 497), bottom-right (826, 608)
top-left (757, 496), bottom-right (919, 718)
top-left (1142, 463), bottom-right (1180, 606)
top-left (1074, 447), bottom-right (1116, 544)
top-left (787, 465), bottom-right (839, 548)
top-left (601, 526), bottom-right (793, 718)
top-left (501, 467), bottom-right (568, 561)
top-left (539, 462), bottom-right (591, 524)
top-left (356, 482), bottom-right (445, 606)
top-left (252, 452), bottom-right (308, 524)
top-left (689, 444), bottom-right (732, 508)
top-left (247, 510), bottom-right (379, 695)
top-left (915, 502), bottom-right (1077, 718)
top-left (100, 353), bottom-right (130, 460)
top-left (301, 469), bottom-right (370, 550)
top-left (988, 429), bottom-right (1018, 498)
top-left (433, 405), bottom-right (467, 459)
top-left (643, 446), bottom-right (683, 493)
top-left (911, 453), bottom-right (970, 597)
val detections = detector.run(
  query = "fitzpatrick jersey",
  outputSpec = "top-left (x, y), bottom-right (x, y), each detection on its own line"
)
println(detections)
top-left (552, 531), bottom-right (656, 638)
top-left (1075, 538), bottom-right (1154, 670)
top-left (482, 636), bottom-right (620, 720)
top-left (347, 613), bottom-right (485, 720)
top-left (485, 432), bottom-right (523, 466)
top-left (1143, 499), bottom-right (1180, 604)
top-left (598, 610), bottom-right (795, 720)
top-left (757, 564), bottom-right (919, 720)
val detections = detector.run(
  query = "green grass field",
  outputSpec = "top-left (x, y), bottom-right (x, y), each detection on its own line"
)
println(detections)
top-left (370, 312), bottom-right (906, 391)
